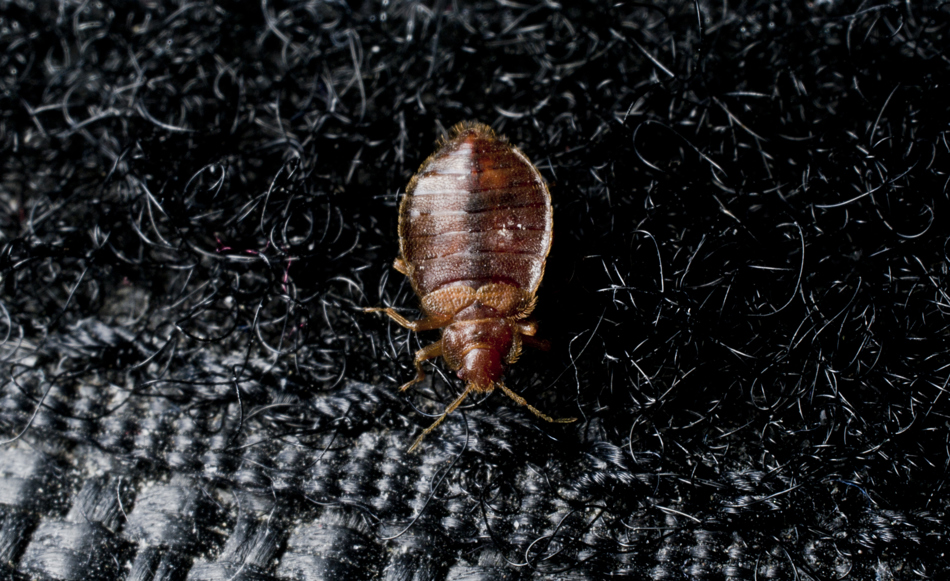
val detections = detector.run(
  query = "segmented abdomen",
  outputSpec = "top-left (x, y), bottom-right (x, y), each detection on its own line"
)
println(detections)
top-left (399, 124), bottom-right (552, 296)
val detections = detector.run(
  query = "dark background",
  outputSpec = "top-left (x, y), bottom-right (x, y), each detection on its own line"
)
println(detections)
top-left (2, 1), bottom-right (949, 579)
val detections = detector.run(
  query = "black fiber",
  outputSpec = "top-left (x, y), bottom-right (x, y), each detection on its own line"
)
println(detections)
top-left (1, 0), bottom-right (949, 579)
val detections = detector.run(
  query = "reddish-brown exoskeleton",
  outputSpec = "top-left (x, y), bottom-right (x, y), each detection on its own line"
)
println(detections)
top-left (368, 121), bottom-right (575, 451)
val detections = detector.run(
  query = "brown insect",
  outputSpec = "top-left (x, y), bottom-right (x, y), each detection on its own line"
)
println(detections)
top-left (368, 121), bottom-right (576, 451)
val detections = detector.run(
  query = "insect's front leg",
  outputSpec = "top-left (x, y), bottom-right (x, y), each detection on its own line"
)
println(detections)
top-left (400, 340), bottom-right (443, 392)
top-left (364, 307), bottom-right (449, 332)
top-left (515, 320), bottom-right (550, 350)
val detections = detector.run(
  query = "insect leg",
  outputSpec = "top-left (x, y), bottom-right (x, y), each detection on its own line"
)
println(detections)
top-left (364, 307), bottom-right (448, 332)
top-left (393, 257), bottom-right (409, 275)
top-left (399, 340), bottom-right (443, 392)
top-left (408, 385), bottom-right (473, 453)
top-left (515, 321), bottom-right (550, 350)
top-left (519, 334), bottom-right (551, 351)
top-left (515, 320), bottom-right (539, 336)
top-left (497, 383), bottom-right (576, 424)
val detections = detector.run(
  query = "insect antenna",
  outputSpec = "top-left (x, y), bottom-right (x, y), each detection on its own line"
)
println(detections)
top-left (408, 384), bottom-right (474, 452)
top-left (496, 383), bottom-right (577, 424)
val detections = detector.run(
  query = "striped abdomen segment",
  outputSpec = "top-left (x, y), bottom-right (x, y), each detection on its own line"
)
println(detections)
top-left (399, 125), bottom-right (552, 296)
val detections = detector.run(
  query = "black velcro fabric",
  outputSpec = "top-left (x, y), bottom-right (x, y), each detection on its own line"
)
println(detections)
top-left (1, 1), bottom-right (948, 579)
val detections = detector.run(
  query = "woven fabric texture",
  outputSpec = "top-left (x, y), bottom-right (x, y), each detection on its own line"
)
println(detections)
top-left (1, 1), bottom-right (949, 580)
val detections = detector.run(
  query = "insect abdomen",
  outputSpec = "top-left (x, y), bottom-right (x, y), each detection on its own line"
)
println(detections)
top-left (399, 123), bottom-right (553, 296)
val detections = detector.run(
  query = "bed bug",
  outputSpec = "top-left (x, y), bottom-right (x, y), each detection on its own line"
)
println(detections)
top-left (367, 121), bottom-right (576, 451)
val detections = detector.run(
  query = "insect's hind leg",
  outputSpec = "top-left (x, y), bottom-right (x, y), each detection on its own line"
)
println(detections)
top-left (399, 340), bottom-right (443, 392)
top-left (497, 383), bottom-right (576, 424)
